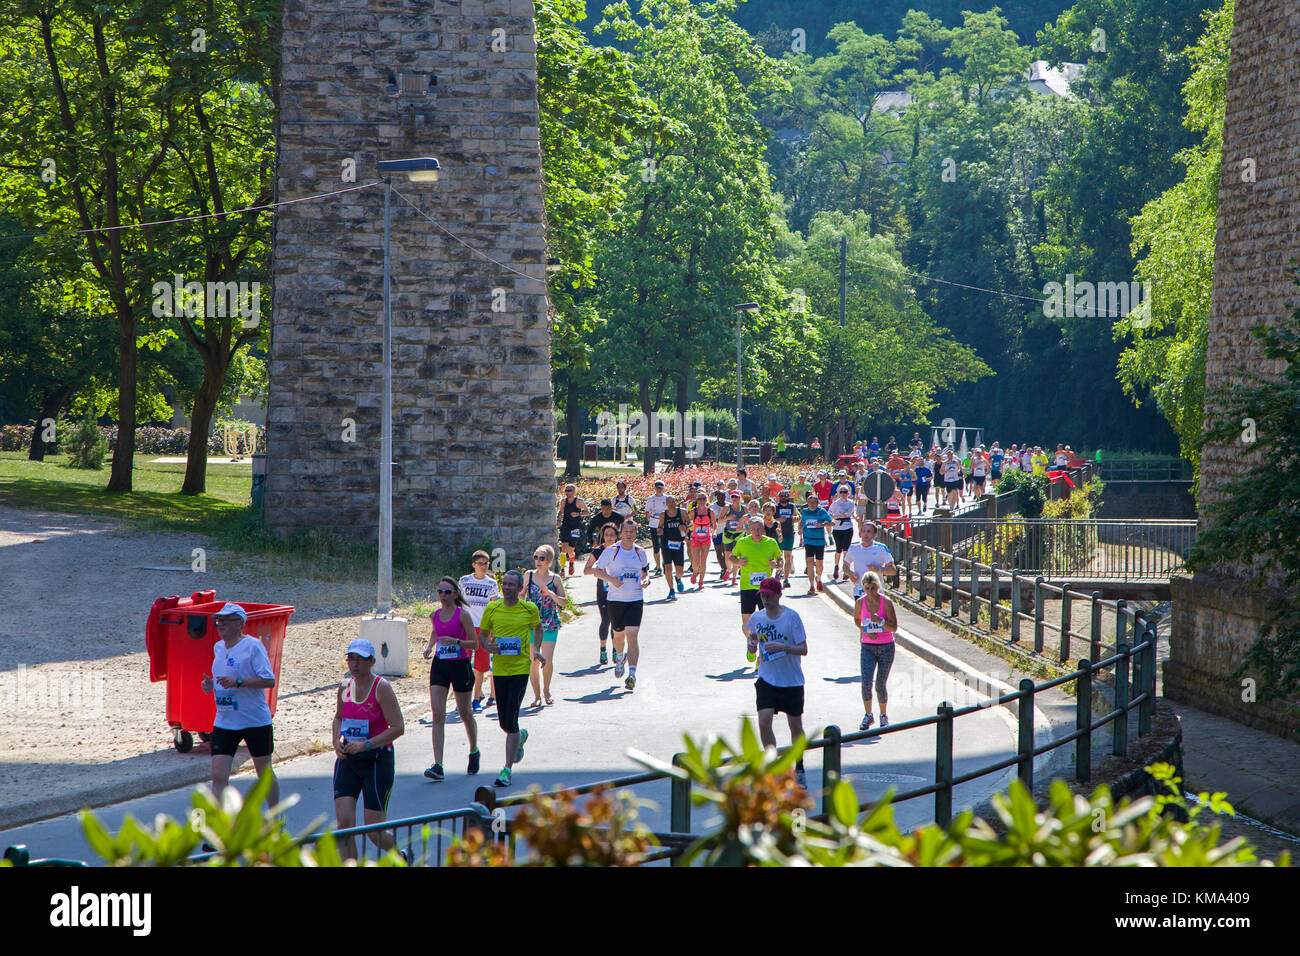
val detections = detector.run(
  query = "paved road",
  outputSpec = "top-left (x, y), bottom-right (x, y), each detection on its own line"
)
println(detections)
top-left (1, 561), bottom-right (1017, 862)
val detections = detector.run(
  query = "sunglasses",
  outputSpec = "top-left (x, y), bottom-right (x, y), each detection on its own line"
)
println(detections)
top-left (437, 588), bottom-right (453, 594)
top-left (534, 554), bottom-right (549, 560)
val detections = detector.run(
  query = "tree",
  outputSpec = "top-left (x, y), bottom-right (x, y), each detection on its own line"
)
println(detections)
top-left (0, 0), bottom-right (278, 493)
top-left (594, 0), bottom-right (794, 473)
top-left (1116, 0), bottom-right (1230, 473)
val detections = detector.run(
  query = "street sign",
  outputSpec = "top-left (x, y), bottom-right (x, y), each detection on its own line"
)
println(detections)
top-left (861, 470), bottom-right (895, 502)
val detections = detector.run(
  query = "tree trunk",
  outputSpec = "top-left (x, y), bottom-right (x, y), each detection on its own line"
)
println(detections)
top-left (564, 377), bottom-right (582, 478)
top-left (638, 378), bottom-right (654, 477)
top-left (106, 312), bottom-right (136, 492)
top-left (27, 386), bottom-right (72, 461)
top-left (672, 372), bottom-right (688, 469)
top-left (181, 357), bottom-right (227, 495)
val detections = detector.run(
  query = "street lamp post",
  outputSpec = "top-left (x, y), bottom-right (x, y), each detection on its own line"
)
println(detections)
top-left (362, 156), bottom-right (439, 675)
top-left (734, 302), bottom-right (759, 465)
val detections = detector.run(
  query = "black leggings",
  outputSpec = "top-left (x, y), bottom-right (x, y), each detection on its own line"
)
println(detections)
top-left (598, 600), bottom-right (610, 643)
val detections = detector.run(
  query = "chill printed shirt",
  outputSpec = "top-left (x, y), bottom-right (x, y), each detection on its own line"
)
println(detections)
top-left (458, 574), bottom-right (500, 627)
top-left (746, 607), bottom-right (807, 687)
top-left (211, 636), bottom-right (275, 730)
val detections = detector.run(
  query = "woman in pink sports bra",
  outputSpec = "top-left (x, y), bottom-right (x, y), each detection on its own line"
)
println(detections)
top-left (853, 571), bottom-right (898, 733)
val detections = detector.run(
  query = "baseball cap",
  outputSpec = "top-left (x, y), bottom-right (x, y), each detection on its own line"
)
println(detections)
top-left (730, 491), bottom-right (742, 498)
top-left (347, 638), bottom-right (375, 659)
top-left (759, 577), bottom-right (783, 595)
top-left (654, 480), bottom-right (665, 488)
top-left (213, 602), bottom-right (247, 623)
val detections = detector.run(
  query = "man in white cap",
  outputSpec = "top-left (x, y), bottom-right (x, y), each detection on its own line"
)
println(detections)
top-left (645, 479), bottom-right (669, 576)
top-left (200, 603), bottom-right (280, 808)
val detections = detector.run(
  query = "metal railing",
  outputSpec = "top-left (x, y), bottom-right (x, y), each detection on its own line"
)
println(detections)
top-left (1097, 457), bottom-right (1194, 482)
top-left (939, 517), bottom-right (1195, 581)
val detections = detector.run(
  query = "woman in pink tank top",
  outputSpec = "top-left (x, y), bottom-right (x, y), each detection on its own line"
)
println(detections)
top-left (854, 572), bottom-right (898, 733)
top-left (332, 638), bottom-right (405, 860)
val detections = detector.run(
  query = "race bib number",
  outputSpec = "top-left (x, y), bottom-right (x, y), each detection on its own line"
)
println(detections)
top-left (761, 644), bottom-right (787, 662)
top-left (497, 636), bottom-right (522, 656)
top-left (620, 569), bottom-right (640, 582)
top-left (215, 692), bottom-right (237, 711)
top-left (340, 717), bottom-right (369, 742)
top-left (727, 519), bottom-right (739, 531)
top-left (749, 572), bottom-right (766, 586)
top-left (437, 641), bottom-right (462, 659)
top-left (667, 540), bottom-right (682, 550)
top-left (804, 519), bottom-right (819, 531)
top-left (861, 620), bottom-right (886, 641)
top-left (819, 500), bottom-right (830, 509)
top-left (569, 528), bottom-right (581, 539)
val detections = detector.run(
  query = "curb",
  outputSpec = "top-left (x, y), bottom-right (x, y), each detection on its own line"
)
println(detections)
top-left (0, 735), bottom-right (325, 833)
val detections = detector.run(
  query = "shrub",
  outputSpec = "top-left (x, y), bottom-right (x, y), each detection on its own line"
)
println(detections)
top-left (999, 469), bottom-right (1049, 518)
top-left (63, 412), bottom-right (108, 469)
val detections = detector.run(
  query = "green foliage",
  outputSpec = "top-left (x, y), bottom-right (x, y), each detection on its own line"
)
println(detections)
top-left (1116, 0), bottom-right (1231, 474)
top-left (1188, 282), bottom-right (1300, 698)
top-left (79, 771), bottom-right (405, 867)
top-left (63, 410), bottom-right (108, 470)
top-left (998, 468), bottom-right (1048, 518)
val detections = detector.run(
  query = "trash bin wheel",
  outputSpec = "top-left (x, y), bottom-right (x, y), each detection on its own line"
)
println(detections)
top-left (198, 731), bottom-right (211, 742)
top-left (174, 730), bottom-right (194, 753)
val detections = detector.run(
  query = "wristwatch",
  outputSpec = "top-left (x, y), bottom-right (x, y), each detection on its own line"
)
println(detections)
top-left (236, 678), bottom-right (243, 688)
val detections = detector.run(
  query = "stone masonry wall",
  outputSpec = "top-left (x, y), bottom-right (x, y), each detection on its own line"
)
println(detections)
top-left (265, 0), bottom-right (555, 569)
top-left (1167, 0), bottom-right (1300, 736)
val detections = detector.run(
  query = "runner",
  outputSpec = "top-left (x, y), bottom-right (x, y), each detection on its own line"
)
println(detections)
top-left (524, 544), bottom-right (567, 707)
top-left (591, 517), bottom-right (650, 690)
top-left (761, 502), bottom-right (781, 544)
top-left (843, 521), bottom-right (898, 601)
top-left (813, 471), bottom-right (833, 510)
top-left (970, 447), bottom-right (989, 497)
top-left (774, 488), bottom-right (797, 585)
top-left (200, 603), bottom-right (280, 809)
top-left (660, 495), bottom-right (688, 599)
top-left (856, 571), bottom-right (898, 731)
top-left (479, 570), bottom-right (545, 788)
top-left (460, 550), bottom-right (500, 713)
top-left (735, 467), bottom-right (756, 495)
top-left (421, 578), bottom-right (479, 782)
top-left (612, 480), bottom-right (637, 521)
top-left (764, 473), bottom-right (784, 500)
top-left (745, 576), bottom-right (809, 789)
top-left (729, 516), bottom-right (783, 663)
top-left (719, 492), bottom-right (747, 584)
top-left (798, 491), bottom-right (832, 594)
top-left (586, 498), bottom-right (620, 546)
top-left (990, 443), bottom-right (1005, 489)
top-left (828, 485), bottom-right (856, 581)
top-left (896, 460), bottom-right (915, 518)
top-left (332, 637), bottom-right (406, 860)
top-left (941, 451), bottom-right (963, 510)
top-left (791, 472), bottom-right (813, 505)
top-left (556, 484), bottom-right (588, 575)
top-left (584, 521), bottom-right (622, 663)
top-left (688, 494), bottom-right (715, 590)
top-left (709, 489), bottom-right (730, 578)
top-left (960, 448), bottom-right (973, 500)
top-left (645, 479), bottom-right (669, 576)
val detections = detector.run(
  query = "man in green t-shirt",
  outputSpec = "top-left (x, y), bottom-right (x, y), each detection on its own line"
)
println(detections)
top-left (790, 472), bottom-right (813, 506)
top-left (729, 515), bottom-right (783, 667)
top-left (480, 569), bottom-right (544, 788)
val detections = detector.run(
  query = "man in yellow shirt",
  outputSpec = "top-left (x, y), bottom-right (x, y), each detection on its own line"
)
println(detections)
top-left (1031, 447), bottom-right (1049, 476)
top-left (729, 516), bottom-right (783, 665)
top-left (479, 569), bottom-right (544, 788)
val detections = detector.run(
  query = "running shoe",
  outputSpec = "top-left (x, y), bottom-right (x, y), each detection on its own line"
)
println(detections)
top-left (666, 589), bottom-right (677, 601)
top-left (467, 749), bottom-right (481, 775)
top-left (614, 652), bottom-right (626, 678)
top-left (399, 848), bottom-right (412, 866)
top-left (816, 579), bottom-right (825, 592)
top-left (600, 647), bottom-right (608, 665)
top-left (859, 713), bottom-right (875, 731)
top-left (493, 767), bottom-right (512, 788)
top-left (880, 715), bottom-right (890, 728)
top-left (515, 728), bottom-right (529, 763)
top-left (746, 648), bottom-right (756, 663)
top-left (624, 674), bottom-right (636, 691)
top-left (677, 579), bottom-right (684, 593)
top-left (485, 696), bottom-right (495, 707)
top-left (832, 568), bottom-right (840, 581)
top-left (796, 769), bottom-right (808, 790)
top-left (424, 763), bottom-right (445, 781)
top-left (807, 585), bottom-right (817, 596)
top-left (471, 697), bottom-right (482, 714)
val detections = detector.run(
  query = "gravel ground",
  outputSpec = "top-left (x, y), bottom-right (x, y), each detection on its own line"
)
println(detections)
top-left (0, 506), bottom-right (443, 821)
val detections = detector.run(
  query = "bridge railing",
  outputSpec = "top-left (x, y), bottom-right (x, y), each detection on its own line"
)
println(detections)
top-left (1097, 457), bottom-right (1194, 482)
top-left (880, 523), bottom-right (1173, 664)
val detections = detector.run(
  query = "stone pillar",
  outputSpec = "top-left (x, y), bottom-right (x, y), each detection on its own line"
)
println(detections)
top-left (264, 0), bottom-right (555, 569)
top-left (1168, 0), bottom-right (1300, 737)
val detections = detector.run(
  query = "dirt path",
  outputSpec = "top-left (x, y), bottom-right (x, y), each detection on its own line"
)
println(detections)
top-left (0, 506), bottom-right (442, 826)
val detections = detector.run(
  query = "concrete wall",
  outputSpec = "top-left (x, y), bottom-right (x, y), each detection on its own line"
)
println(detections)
top-left (264, 0), bottom-right (555, 565)
top-left (1097, 483), bottom-right (1196, 520)
top-left (1167, 0), bottom-right (1300, 737)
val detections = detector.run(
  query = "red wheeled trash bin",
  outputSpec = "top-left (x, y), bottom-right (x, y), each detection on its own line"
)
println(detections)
top-left (145, 591), bottom-right (295, 753)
